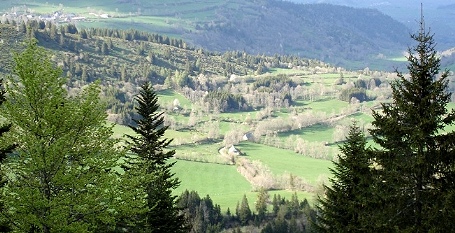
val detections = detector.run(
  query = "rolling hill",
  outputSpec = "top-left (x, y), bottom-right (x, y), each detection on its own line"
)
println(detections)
top-left (0, 0), bottom-right (411, 70)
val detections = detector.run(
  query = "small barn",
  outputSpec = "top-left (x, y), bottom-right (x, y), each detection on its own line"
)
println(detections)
top-left (228, 145), bottom-right (241, 156)
top-left (242, 132), bottom-right (254, 141)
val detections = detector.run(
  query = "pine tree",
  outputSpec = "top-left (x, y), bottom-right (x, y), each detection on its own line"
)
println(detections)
top-left (315, 123), bottom-right (373, 233)
top-left (1, 40), bottom-right (129, 232)
top-left (237, 194), bottom-right (252, 226)
top-left (369, 16), bottom-right (455, 232)
top-left (255, 188), bottom-right (269, 222)
top-left (126, 81), bottom-right (186, 232)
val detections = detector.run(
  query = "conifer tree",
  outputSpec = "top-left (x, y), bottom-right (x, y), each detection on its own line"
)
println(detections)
top-left (236, 194), bottom-right (252, 226)
top-left (126, 81), bottom-right (186, 232)
top-left (255, 188), bottom-right (269, 222)
top-left (315, 123), bottom-right (373, 233)
top-left (369, 16), bottom-right (455, 232)
top-left (1, 40), bottom-right (128, 232)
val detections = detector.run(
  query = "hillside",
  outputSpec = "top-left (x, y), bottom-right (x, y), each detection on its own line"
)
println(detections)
top-left (290, 0), bottom-right (455, 50)
top-left (0, 21), bottom-right (396, 211)
top-left (188, 1), bottom-right (411, 69)
top-left (0, 0), bottom-right (411, 70)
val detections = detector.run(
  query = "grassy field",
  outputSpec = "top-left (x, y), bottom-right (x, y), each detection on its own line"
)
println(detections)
top-left (304, 98), bottom-right (349, 114)
top-left (279, 123), bottom-right (335, 143)
top-left (112, 121), bottom-right (329, 210)
top-left (157, 89), bottom-right (193, 108)
top-left (238, 141), bottom-right (332, 185)
top-left (172, 159), bottom-right (315, 212)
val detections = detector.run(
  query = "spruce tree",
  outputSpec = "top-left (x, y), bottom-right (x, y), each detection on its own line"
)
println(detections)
top-left (255, 188), bottom-right (269, 222)
top-left (314, 123), bottom-right (373, 233)
top-left (126, 81), bottom-right (186, 232)
top-left (237, 194), bottom-right (252, 226)
top-left (369, 16), bottom-right (455, 232)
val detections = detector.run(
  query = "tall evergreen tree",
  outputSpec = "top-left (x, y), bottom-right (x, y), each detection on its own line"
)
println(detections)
top-left (369, 16), bottom-right (455, 232)
top-left (0, 40), bottom-right (130, 232)
top-left (314, 123), bottom-right (373, 233)
top-left (126, 81), bottom-right (186, 232)
top-left (236, 194), bottom-right (252, 226)
top-left (255, 188), bottom-right (269, 222)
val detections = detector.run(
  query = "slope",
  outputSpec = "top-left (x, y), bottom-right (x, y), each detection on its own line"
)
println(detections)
top-left (0, 0), bottom-right (411, 69)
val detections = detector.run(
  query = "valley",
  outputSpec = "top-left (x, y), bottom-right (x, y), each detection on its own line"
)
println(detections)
top-left (1, 1), bottom-right (455, 231)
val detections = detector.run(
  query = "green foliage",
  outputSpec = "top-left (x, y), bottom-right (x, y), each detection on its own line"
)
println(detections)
top-left (1, 40), bottom-right (127, 232)
top-left (0, 78), bottom-right (13, 232)
top-left (368, 21), bottom-right (455, 231)
top-left (315, 123), bottom-right (374, 232)
top-left (255, 188), bottom-right (269, 222)
top-left (177, 190), bottom-right (223, 233)
top-left (253, 75), bottom-right (296, 91)
top-left (339, 87), bottom-right (369, 102)
top-left (262, 193), bottom-right (313, 233)
top-left (125, 81), bottom-right (186, 232)
top-left (236, 194), bottom-right (252, 226)
top-left (204, 91), bottom-right (249, 112)
top-left (0, 79), bottom-right (14, 162)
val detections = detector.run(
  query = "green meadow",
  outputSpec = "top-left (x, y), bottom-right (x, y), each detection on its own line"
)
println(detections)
top-left (172, 159), bottom-right (315, 212)
top-left (238, 141), bottom-right (332, 184)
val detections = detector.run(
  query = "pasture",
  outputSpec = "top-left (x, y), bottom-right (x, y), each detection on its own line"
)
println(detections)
top-left (238, 141), bottom-right (332, 185)
top-left (172, 159), bottom-right (315, 212)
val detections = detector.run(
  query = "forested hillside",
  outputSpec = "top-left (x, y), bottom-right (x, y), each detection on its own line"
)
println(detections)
top-left (0, 0), bottom-right (411, 69)
top-left (0, 21), bottom-right (335, 126)
top-left (291, 0), bottom-right (455, 51)
top-left (189, 1), bottom-right (410, 69)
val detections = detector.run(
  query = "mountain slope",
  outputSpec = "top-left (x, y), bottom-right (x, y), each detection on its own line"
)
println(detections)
top-left (290, 0), bottom-right (455, 50)
top-left (188, 1), bottom-right (410, 68)
top-left (0, 0), bottom-right (410, 70)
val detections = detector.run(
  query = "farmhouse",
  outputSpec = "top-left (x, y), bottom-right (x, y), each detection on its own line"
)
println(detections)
top-left (228, 145), bottom-right (240, 156)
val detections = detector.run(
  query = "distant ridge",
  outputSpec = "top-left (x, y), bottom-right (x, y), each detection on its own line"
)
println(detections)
top-left (0, 0), bottom-right (412, 70)
top-left (187, 1), bottom-right (411, 69)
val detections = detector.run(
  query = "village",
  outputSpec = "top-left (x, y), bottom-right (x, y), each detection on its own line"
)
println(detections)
top-left (1, 7), bottom-right (110, 25)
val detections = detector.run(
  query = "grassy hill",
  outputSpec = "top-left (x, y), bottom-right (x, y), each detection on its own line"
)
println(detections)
top-left (0, 0), bottom-right (412, 70)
